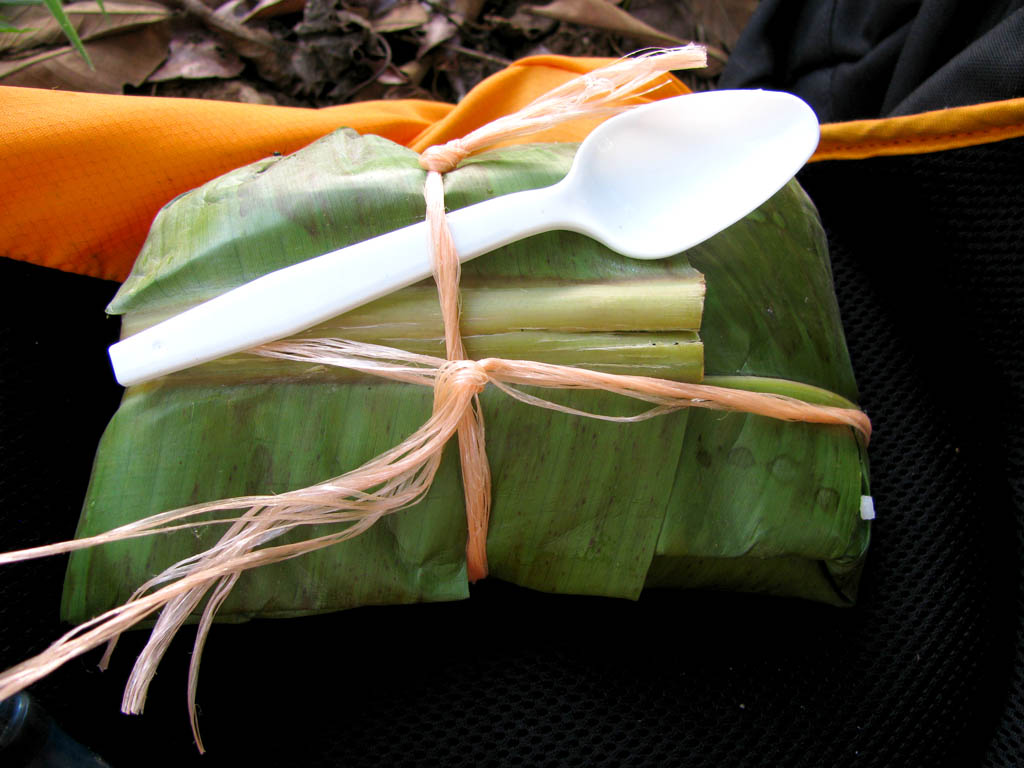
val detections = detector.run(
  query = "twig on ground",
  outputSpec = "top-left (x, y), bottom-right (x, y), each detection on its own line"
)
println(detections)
top-left (446, 43), bottom-right (513, 68)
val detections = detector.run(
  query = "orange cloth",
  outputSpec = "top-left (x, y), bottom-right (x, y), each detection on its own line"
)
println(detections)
top-left (0, 55), bottom-right (687, 282)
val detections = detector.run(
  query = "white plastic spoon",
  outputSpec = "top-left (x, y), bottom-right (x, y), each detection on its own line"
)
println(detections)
top-left (109, 89), bottom-right (819, 387)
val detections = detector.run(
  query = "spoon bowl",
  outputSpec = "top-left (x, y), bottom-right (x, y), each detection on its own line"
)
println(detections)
top-left (109, 90), bottom-right (820, 387)
top-left (561, 89), bottom-right (819, 258)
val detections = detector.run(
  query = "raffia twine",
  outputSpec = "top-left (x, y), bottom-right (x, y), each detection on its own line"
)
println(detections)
top-left (0, 46), bottom-right (871, 751)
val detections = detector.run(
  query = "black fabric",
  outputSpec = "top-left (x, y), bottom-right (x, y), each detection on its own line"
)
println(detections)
top-left (720, 0), bottom-right (1024, 121)
top-left (1, 130), bottom-right (1023, 764)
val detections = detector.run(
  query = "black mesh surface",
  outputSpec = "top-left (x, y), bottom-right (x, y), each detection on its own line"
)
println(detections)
top-left (1, 132), bottom-right (1022, 765)
top-left (801, 138), bottom-right (1024, 767)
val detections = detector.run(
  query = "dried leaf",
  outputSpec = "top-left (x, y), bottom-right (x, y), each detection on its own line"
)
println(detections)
top-left (148, 31), bottom-right (245, 80)
top-left (526, 0), bottom-right (685, 47)
top-left (242, 0), bottom-right (306, 22)
top-left (212, 0), bottom-right (250, 20)
top-left (0, 0), bottom-right (170, 54)
top-left (623, 0), bottom-right (753, 65)
top-left (370, 0), bottom-right (428, 33)
top-left (693, 0), bottom-right (757, 52)
top-left (617, 0), bottom-right (694, 47)
top-left (398, 56), bottom-right (426, 84)
top-left (290, 3), bottom-right (388, 99)
top-left (417, 13), bottom-right (455, 56)
top-left (374, 62), bottom-right (407, 84)
top-left (165, 0), bottom-right (294, 86)
top-left (451, 0), bottom-right (484, 23)
top-left (0, 23), bottom-right (170, 92)
top-left (485, 9), bottom-right (556, 39)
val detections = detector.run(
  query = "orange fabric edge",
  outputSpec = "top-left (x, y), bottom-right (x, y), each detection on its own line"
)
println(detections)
top-left (812, 96), bottom-right (1024, 161)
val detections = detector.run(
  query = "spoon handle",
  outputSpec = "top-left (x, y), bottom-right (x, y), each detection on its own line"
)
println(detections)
top-left (109, 183), bottom-right (565, 387)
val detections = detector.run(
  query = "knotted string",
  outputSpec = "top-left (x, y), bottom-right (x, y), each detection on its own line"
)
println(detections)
top-left (0, 46), bottom-right (872, 752)
top-left (417, 43), bottom-right (712, 580)
top-left (422, 167), bottom-right (492, 582)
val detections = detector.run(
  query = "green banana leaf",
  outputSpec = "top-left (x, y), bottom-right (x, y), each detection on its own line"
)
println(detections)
top-left (62, 129), bottom-right (869, 624)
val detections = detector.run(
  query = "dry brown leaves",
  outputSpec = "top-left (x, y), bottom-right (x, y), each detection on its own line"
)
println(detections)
top-left (0, 0), bottom-right (756, 104)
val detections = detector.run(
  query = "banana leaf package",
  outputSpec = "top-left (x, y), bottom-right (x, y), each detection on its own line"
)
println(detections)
top-left (61, 119), bottom-right (871, 628)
